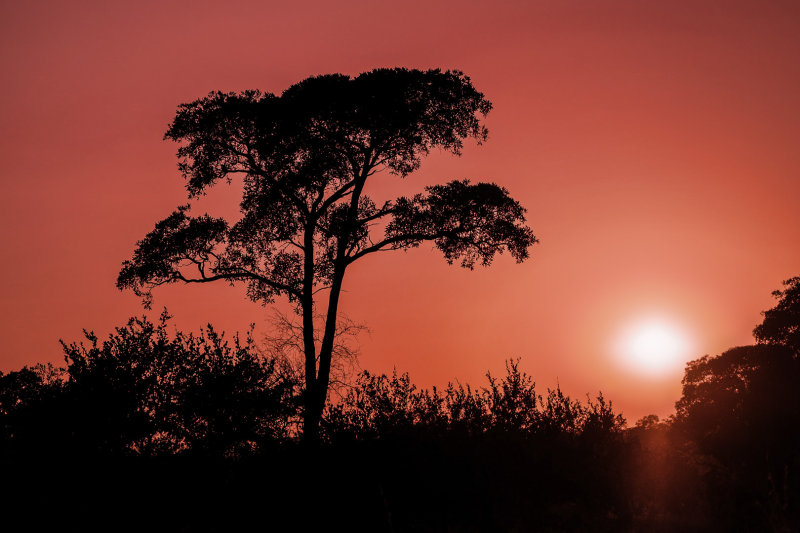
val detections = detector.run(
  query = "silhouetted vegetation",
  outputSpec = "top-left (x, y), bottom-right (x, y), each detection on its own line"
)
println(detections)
top-left (1, 312), bottom-right (297, 460)
top-left (670, 277), bottom-right (800, 531)
top-left (3, 277), bottom-right (799, 531)
top-left (117, 68), bottom-right (536, 440)
top-left (754, 276), bottom-right (800, 353)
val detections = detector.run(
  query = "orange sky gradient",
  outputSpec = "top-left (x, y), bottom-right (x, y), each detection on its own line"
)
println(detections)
top-left (2, 0), bottom-right (799, 422)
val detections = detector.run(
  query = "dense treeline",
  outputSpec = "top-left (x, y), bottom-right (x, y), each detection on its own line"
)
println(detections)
top-left (1, 278), bottom-right (799, 531)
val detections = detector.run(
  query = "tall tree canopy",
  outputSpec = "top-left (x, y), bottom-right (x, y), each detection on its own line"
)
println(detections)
top-left (118, 68), bottom-right (537, 439)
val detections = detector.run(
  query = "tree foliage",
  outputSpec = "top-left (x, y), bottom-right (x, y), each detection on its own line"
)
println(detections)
top-left (0, 363), bottom-right (66, 456)
top-left (754, 276), bottom-right (800, 353)
top-left (59, 312), bottom-right (299, 456)
top-left (676, 344), bottom-right (799, 454)
top-left (673, 277), bottom-right (800, 530)
top-left (117, 69), bottom-right (533, 304)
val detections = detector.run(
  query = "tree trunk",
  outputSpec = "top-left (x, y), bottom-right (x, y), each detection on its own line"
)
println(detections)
top-left (315, 267), bottom-right (345, 424)
top-left (303, 387), bottom-right (321, 443)
top-left (301, 167), bottom-right (368, 442)
top-left (302, 223), bottom-right (320, 443)
top-left (313, 171), bottom-right (367, 435)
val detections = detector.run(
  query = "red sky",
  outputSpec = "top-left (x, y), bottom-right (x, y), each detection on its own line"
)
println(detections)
top-left (2, 0), bottom-right (799, 422)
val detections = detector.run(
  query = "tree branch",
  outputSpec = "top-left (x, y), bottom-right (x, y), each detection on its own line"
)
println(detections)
top-left (346, 231), bottom-right (434, 263)
top-left (173, 269), bottom-right (301, 298)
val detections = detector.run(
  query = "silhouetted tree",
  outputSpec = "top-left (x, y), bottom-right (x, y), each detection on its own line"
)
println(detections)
top-left (0, 364), bottom-right (64, 420)
top-left (674, 278), bottom-right (800, 530)
top-left (61, 312), bottom-right (298, 456)
top-left (676, 345), bottom-right (798, 452)
top-left (0, 363), bottom-right (66, 456)
top-left (117, 68), bottom-right (537, 440)
top-left (675, 344), bottom-right (800, 529)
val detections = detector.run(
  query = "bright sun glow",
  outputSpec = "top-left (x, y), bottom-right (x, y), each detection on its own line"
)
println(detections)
top-left (613, 317), bottom-right (693, 377)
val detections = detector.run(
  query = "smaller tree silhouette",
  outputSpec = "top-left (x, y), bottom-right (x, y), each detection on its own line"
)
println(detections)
top-left (675, 344), bottom-right (800, 530)
top-left (674, 276), bottom-right (800, 530)
top-left (0, 364), bottom-right (66, 456)
top-left (61, 312), bottom-right (299, 455)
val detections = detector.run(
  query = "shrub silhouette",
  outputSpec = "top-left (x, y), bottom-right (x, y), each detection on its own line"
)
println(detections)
top-left (323, 358), bottom-right (625, 448)
top-left (2, 312), bottom-right (301, 457)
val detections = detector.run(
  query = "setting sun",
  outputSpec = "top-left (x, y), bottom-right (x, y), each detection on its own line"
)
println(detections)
top-left (614, 317), bottom-right (694, 377)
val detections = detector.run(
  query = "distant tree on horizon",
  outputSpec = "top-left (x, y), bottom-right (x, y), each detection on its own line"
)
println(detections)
top-left (117, 68), bottom-right (536, 441)
top-left (673, 277), bottom-right (800, 530)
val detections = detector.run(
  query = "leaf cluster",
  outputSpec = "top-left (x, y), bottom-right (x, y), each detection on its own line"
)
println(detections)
top-left (118, 68), bottom-right (535, 307)
top-left (754, 276), bottom-right (800, 353)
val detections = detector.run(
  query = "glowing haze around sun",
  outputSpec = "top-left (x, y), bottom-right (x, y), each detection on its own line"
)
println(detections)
top-left (613, 316), bottom-right (694, 378)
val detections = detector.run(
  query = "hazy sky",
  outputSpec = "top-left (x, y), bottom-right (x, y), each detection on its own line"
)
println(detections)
top-left (2, 0), bottom-right (799, 421)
